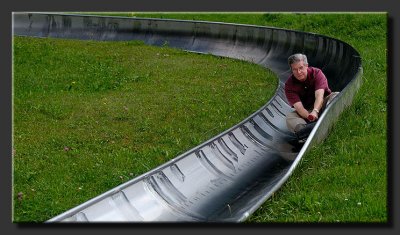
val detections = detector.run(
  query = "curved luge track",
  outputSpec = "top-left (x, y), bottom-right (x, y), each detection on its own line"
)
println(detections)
top-left (13, 13), bottom-right (362, 222)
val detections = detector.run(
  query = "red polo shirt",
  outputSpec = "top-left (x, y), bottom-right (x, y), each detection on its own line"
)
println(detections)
top-left (285, 67), bottom-right (332, 109)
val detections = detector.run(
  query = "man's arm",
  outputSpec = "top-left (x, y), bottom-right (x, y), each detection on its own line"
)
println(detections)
top-left (293, 101), bottom-right (310, 119)
top-left (309, 88), bottom-right (325, 119)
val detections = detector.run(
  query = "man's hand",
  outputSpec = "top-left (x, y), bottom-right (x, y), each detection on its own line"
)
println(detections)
top-left (307, 110), bottom-right (318, 122)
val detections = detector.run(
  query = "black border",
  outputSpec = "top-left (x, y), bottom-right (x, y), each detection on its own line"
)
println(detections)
top-left (2, 0), bottom-right (398, 234)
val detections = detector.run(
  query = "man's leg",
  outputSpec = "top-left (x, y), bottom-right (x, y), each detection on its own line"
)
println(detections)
top-left (286, 111), bottom-right (307, 133)
top-left (286, 111), bottom-right (316, 143)
top-left (286, 92), bottom-right (339, 143)
top-left (295, 122), bottom-right (316, 140)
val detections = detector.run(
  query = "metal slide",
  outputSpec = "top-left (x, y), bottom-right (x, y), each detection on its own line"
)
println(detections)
top-left (13, 13), bottom-right (362, 222)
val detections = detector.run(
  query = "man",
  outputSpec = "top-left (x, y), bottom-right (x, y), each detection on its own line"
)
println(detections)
top-left (284, 53), bottom-right (338, 141)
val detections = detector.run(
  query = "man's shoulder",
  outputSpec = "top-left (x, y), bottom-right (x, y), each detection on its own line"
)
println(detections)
top-left (285, 75), bottom-right (296, 87)
top-left (308, 66), bottom-right (326, 79)
top-left (285, 76), bottom-right (301, 92)
top-left (308, 66), bottom-right (322, 74)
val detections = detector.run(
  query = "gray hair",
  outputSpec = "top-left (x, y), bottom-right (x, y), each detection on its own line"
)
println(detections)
top-left (288, 53), bottom-right (308, 67)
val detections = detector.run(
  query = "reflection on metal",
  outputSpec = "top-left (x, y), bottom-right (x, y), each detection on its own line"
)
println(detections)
top-left (13, 13), bottom-right (362, 222)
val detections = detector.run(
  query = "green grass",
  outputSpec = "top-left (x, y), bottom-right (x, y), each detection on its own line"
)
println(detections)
top-left (13, 12), bottom-right (387, 223)
top-left (12, 36), bottom-right (277, 222)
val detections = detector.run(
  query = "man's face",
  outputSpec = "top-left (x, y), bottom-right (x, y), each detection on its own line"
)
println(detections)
top-left (290, 60), bottom-right (308, 82)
